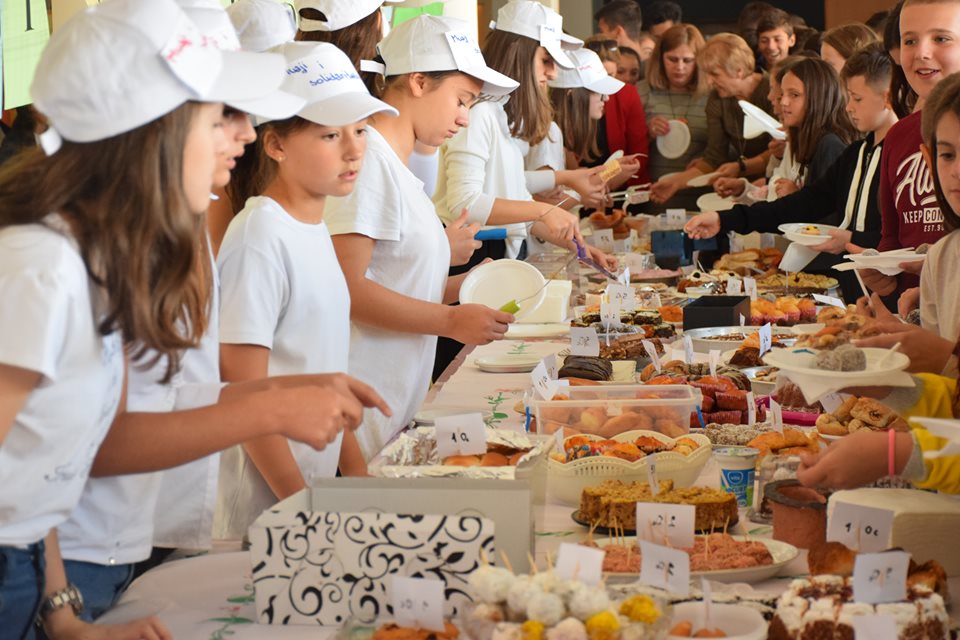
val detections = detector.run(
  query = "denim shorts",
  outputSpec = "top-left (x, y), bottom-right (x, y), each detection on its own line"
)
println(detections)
top-left (0, 541), bottom-right (46, 640)
top-left (63, 559), bottom-right (135, 621)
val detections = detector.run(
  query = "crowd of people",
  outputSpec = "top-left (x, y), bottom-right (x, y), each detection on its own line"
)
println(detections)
top-left (4, 0), bottom-right (960, 637)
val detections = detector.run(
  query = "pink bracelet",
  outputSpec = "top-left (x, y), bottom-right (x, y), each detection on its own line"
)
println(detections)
top-left (888, 428), bottom-right (897, 477)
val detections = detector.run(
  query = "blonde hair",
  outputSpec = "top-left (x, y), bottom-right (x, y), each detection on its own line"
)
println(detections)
top-left (698, 33), bottom-right (755, 78)
top-left (646, 23), bottom-right (707, 93)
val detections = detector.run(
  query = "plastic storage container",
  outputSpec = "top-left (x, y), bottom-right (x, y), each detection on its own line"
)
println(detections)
top-left (533, 384), bottom-right (702, 439)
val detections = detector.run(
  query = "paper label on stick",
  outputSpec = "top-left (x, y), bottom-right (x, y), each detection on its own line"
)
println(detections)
top-left (744, 277), bottom-right (758, 302)
top-left (769, 399), bottom-right (783, 434)
top-left (555, 542), bottom-right (604, 586)
top-left (638, 291), bottom-right (662, 310)
top-left (853, 615), bottom-right (898, 640)
top-left (853, 551), bottom-right (910, 604)
top-left (554, 427), bottom-right (566, 453)
top-left (600, 300), bottom-right (620, 330)
top-left (683, 336), bottom-right (695, 365)
top-left (709, 350), bottom-right (720, 378)
top-left (570, 327), bottom-right (600, 357)
top-left (593, 229), bottom-right (615, 253)
top-left (701, 577), bottom-right (714, 632)
top-left (746, 392), bottom-right (756, 426)
top-left (531, 360), bottom-right (560, 401)
top-left (758, 323), bottom-right (772, 357)
top-left (727, 278), bottom-right (743, 295)
top-left (819, 392), bottom-right (847, 414)
top-left (828, 504), bottom-right (894, 553)
top-left (543, 354), bottom-right (559, 380)
top-left (813, 293), bottom-right (846, 309)
top-left (626, 253), bottom-right (649, 273)
top-left (618, 267), bottom-right (632, 288)
top-left (666, 209), bottom-right (686, 228)
top-left (739, 313), bottom-right (746, 327)
top-left (640, 540), bottom-right (690, 595)
top-left (647, 457), bottom-right (659, 495)
top-left (607, 283), bottom-right (633, 311)
top-left (636, 503), bottom-right (695, 548)
top-left (392, 576), bottom-right (446, 632)
top-left (435, 413), bottom-right (488, 458)
top-left (642, 340), bottom-right (662, 372)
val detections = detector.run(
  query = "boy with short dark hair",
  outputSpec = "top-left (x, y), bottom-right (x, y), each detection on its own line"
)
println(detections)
top-left (756, 8), bottom-right (796, 69)
top-left (643, 1), bottom-right (682, 38)
top-left (594, 0), bottom-right (644, 54)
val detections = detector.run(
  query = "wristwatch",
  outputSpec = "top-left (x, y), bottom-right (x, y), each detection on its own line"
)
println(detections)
top-left (38, 584), bottom-right (84, 619)
top-left (736, 155), bottom-right (747, 175)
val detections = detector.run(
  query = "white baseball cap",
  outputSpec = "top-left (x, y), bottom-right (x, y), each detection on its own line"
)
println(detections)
top-left (295, 0), bottom-right (399, 32)
top-left (272, 42), bottom-right (398, 126)
top-left (176, 0), bottom-right (305, 121)
top-left (375, 15), bottom-right (518, 97)
top-left (549, 48), bottom-right (624, 95)
top-left (31, 0), bottom-right (286, 153)
top-left (227, 0), bottom-right (298, 52)
top-left (490, 0), bottom-right (582, 69)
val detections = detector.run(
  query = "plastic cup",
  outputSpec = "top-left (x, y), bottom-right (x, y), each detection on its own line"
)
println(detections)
top-left (713, 446), bottom-right (759, 507)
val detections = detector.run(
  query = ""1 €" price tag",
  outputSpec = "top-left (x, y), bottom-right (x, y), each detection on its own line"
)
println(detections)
top-left (853, 551), bottom-right (910, 604)
top-left (744, 277), bottom-right (758, 302)
top-left (758, 323), bottom-right (772, 357)
top-left (639, 540), bottom-right (690, 595)
top-left (554, 542), bottom-right (605, 586)
top-left (636, 503), bottom-right (695, 548)
top-left (531, 360), bottom-right (560, 401)
top-left (828, 503), bottom-right (894, 553)
top-left (600, 300), bottom-right (620, 331)
top-left (435, 413), bottom-right (487, 458)
top-left (570, 327), bottom-right (600, 357)
top-left (391, 576), bottom-right (446, 631)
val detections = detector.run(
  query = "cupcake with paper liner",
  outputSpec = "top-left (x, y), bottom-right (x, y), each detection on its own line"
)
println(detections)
top-left (463, 567), bottom-right (670, 640)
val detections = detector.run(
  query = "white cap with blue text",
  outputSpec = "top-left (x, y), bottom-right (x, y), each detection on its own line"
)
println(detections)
top-left (227, 0), bottom-right (298, 52)
top-left (490, 0), bottom-right (583, 69)
top-left (549, 48), bottom-right (624, 95)
top-left (175, 0), bottom-right (304, 120)
top-left (30, 0), bottom-right (285, 154)
top-left (273, 41), bottom-right (399, 126)
top-left (376, 15), bottom-right (518, 97)
top-left (294, 0), bottom-right (400, 32)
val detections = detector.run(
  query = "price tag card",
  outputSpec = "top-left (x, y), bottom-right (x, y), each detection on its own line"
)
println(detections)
top-left (683, 336), bottom-right (695, 365)
top-left (813, 293), bottom-right (846, 309)
top-left (642, 340), bottom-right (662, 372)
top-left (600, 300), bottom-right (620, 330)
top-left (543, 354), bottom-right (558, 380)
top-left (607, 283), bottom-right (634, 312)
top-left (758, 323), bottom-right (772, 357)
top-left (435, 413), bottom-right (488, 458)
top-left (618, 267), bottom-right (632, 288)
top-left (708, 350), bottom-right (721, 378)
top-left (638, 290), bottom-right (662, 310)
top-left (570, 327), bottom-right (600, 357)
top-left (553, 427), bottom-right (566, 453)
top-left (739, 313), bottom-right (746, 327)
top-left (852, 614), bottom-right (898, 640)
top-left (666, 208), bottom-right (686, 228)
top-left (769, 399), bottom-right (783, 434)
top-left (636, 503), bottom-right (696, 548)
top-left (853, 551), bottom-right (910, 604)
top-left (828, 504), bottom-right (894, 553)
top-left (593, 229), bottom-right (615, 253)
top-left (647, 456), bottom-right (659, 495)
top-left (746, 392), bottom-right (756, 426)
top-left (555, 542), bottom-right (605, 586)
top-left (727, 278), bottom-right (743, 295)
top-left (819, 392), bottom-right (848, 415)
top-left (640, 540), bottom-right (690, 596)
top-left (626, 253), bottom-right (649, 274)
top-left (391, 576), bottom-right (446, 632)
top-left (744, 277), bottom-right (758, 302)
top-left (531, 360), bottom-right (560, 401)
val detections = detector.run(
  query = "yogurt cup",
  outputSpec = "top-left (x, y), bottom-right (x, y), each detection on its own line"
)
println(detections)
top-left (713, 446), bottom-right (759, 507)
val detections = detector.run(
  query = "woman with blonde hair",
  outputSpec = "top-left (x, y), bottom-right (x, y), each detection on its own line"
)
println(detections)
top-left (639, 24), bottom-right (709, 187)
top-left (821, 22), bottom-right (880, 74)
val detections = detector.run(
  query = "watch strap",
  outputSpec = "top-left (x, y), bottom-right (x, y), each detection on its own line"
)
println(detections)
top-left (38, 584), bottom-right (84, 619)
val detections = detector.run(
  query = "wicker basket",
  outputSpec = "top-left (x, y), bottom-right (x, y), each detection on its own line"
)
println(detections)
top-left (548, 430), bottom-right (712, 506)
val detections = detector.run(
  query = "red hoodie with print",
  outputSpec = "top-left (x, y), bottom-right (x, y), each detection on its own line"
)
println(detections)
top-left (878, 111), bottom-right (947, 290)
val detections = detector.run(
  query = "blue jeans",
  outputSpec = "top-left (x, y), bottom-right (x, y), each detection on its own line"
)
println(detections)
top-left (0, 541), bottom-right (45, 640)
top-left (63, 560), bottom-right (134, 621)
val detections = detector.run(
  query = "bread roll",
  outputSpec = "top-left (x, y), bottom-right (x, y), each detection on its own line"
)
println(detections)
top-left (480, 452), bottom-right (510, 467)
top-left (444, 455), bottom-right (481, 467)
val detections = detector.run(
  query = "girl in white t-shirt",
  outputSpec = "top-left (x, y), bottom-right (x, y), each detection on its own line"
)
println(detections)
top-left (325, 16), bottom-right (520, 460)
top-left (215, 42), bottom-right (398, 538)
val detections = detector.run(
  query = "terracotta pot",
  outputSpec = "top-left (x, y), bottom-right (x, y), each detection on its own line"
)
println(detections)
top-left (767, 480), bottom-right (830, 550)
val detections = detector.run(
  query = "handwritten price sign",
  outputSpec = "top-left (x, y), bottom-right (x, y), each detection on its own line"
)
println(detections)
top-left (435, 413), bottom-right (487, 458)
top-left (828, 504), bottom-right (894, 553)
top-left (391, 576), bottom-right (446, 631)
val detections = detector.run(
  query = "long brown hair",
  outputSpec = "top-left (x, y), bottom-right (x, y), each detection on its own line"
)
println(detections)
top-left (822, 23), bottom-right (879, 61)
top-left (481, 29), bottom-right (553, 145)
top-left (297, 8), bottom-right (381, 93)
top-left (921, 71), bottom-right (960, 232)
top-left (0, 103), bottom-right (210, 382)
top-left (549, 87), bottom-right (599, 162)
top-left (647, 23), bottom-right (707, 93)
top-left (776, 57), bottom-right (858, 171)
top-left (228, 116), bottom-right (314, 215)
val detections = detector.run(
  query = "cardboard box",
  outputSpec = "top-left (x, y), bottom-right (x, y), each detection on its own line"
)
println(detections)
top-left (249, 478), bottom-right (532, 625)
top-left (683, 295), bottom-right (751, 331)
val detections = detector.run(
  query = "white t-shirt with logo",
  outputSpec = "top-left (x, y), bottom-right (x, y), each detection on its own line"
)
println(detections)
top-left (0, 218), bottom-right (123, 547)
top-left (326, 126), bottom-right (451, 460)
top-left (214, 196), bottom-right (350, 538)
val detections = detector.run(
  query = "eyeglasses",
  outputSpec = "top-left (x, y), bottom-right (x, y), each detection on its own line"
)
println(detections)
top-left (586, 39), bottom-right (619, 54)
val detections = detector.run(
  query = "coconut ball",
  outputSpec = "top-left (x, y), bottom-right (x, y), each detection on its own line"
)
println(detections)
top-left (527, 591), bottom-right (566, 627)
top-left (469, 566), bottom-right (517, 604)
top-left (507, 576), bottom-right (538, 616)
top-left (568, 585), bottom-right (612, 621)
top-left (835, 344), bottom-right (867, 372)
top-left (545, 617), bottom-right (588, 640)
top-left (814, 350), bottom-right (842, 371)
